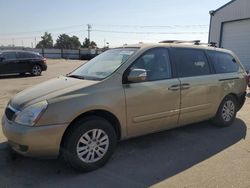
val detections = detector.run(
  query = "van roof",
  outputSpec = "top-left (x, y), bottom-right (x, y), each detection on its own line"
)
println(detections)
top-left (121, 42), bottom-right (232, 54)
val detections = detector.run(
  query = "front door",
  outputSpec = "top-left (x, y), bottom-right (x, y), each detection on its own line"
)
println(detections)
top-left (124, 48), bottom-right (181, 137)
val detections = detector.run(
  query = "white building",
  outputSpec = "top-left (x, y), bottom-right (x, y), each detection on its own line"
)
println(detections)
top-left (209, 0), bottom-right (250, 70)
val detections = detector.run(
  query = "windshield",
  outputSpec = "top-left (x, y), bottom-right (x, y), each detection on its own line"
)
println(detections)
top-left (68, 48), bottom-right (138, 80)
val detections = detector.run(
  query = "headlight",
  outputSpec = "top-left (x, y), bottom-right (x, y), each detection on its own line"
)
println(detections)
top-left (14, 100), bottom-right (48, 126)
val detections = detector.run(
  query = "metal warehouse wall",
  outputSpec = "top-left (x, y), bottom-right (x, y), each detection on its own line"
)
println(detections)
top-left (209, 0), bottom-right (250, 44)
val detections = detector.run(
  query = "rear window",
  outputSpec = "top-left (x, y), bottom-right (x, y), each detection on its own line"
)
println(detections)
top-left (174, 48), bottom-right (211, 77)
top-left (17, 52), bottom-right (37, 59)
top-left (207, 51), bottom-right (239, 73)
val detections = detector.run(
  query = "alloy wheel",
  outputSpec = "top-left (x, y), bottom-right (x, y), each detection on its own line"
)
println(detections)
top-left (76, 129), bottom-right (109, 163)
top-left (222, 100), bottom-right (235, 122)
top-left (32, 65), bottom-right (42, 76)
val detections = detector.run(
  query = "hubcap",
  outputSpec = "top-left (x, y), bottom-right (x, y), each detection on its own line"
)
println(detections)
top-left (76, 129), bottom-right (109, 163)
top-left (222, 100), bottom-right (235, 122)
top-left (32, 65), bottom-right (41, 75)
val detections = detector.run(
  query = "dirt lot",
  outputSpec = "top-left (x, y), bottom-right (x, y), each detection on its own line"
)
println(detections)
top-left (0, 59), bottom-right (250, 188)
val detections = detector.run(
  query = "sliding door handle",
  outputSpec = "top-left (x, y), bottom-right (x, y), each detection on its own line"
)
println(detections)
top-left (181, 83), bottom-right (190, 90)
top-left (168, 84), bottom-right (180, 91)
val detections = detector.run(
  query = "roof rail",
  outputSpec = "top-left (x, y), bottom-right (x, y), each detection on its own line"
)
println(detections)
top-left (159, 40), bottom-right (201, 45)
top-left (197, 42), bottom-right (217, 47)
top-left (159, 40), bottom-right (217, 47)
top-left (208, 42), bottom-right (217, 47)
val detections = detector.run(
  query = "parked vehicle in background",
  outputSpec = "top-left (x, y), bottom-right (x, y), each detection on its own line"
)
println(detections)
top-left (2, 42), bottom-right (247, 172)
top-left (0, 50), bottom-right (47, 76)
top-left (80, 53), bottom-right (98, 60)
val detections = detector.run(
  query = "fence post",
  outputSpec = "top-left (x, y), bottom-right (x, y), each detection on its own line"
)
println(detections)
top-left (61, 49), bottom-right (63, 58)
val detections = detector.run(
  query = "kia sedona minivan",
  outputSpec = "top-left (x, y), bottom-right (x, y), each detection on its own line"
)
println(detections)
top-left (2, 42), bottom-right (247, 171)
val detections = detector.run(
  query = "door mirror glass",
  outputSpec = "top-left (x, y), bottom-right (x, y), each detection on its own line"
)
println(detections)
top-left (127, 68), bottom-right (147, 82)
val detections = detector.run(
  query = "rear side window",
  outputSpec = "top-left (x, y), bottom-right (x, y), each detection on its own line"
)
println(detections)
top-left (2, 52), bottom-right (17, 60)
top-left (174, 48), bottom-right (211, 77)
top-left (207, 51), bottom-right (239, 73)
top-left (17, 52), bottom-right (36, 59)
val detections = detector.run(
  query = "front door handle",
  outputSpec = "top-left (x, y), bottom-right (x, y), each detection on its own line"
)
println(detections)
top-left (168, 84), bottom-right (180, 91)
top-left (180, 83), bottom-right (190, 90)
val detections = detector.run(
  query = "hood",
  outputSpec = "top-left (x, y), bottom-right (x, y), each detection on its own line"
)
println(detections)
top-left (10, 76), bottom-right (97, 110)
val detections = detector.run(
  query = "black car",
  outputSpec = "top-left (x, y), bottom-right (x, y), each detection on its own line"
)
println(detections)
top-left (80, 53), bottom-right (98, 60)
top-left (0, 50), bottom-right (47, 76)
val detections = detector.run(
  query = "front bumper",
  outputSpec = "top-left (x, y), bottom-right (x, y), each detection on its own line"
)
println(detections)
top-left (2, 115), bottom-right (68, 157)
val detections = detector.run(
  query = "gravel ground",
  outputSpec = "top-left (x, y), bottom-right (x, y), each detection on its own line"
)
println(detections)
top-left (0, 59), bottom-right (249, 188)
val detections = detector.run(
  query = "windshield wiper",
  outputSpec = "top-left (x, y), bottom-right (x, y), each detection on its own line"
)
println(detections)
top-left (67, 74), bottom-right (85, 80)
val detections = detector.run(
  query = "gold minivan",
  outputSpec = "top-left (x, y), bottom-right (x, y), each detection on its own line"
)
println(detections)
top-left (2, 42), bottom-right (247, 171)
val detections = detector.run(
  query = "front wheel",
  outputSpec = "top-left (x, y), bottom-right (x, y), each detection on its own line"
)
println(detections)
top-left (62, 116), bottom-right (117, 172)
top-left (31, 65), bottom-right (42, 76)
top-left (213, 95), bottom-right (237, 127)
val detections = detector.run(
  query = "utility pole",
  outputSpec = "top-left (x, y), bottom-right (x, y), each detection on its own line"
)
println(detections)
top-left (87, 24), bottom-right (92, 42)
top-left (12, 38), bottom-right (15, 47)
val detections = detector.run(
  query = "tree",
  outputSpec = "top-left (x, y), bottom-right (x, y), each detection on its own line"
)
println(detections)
top-left (36, 32), bottom-right (53, 48)
top-left (90, 41), bottom-right (97, 48)
top-left (71, 36), bottom-right (82, 49)
top-left (54, 34), bottom-right (81, 49)
top-left (82, 38), bottom-right (97, 48)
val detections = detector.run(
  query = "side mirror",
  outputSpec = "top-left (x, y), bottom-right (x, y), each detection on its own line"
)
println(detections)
top-left (0, 57), bottom-right (4, 62)
top-left (127, 68), bottom-right (147, 83)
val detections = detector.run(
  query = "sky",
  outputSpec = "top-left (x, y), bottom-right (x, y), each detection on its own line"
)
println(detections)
top-left (0, 0), bottom-right (230, 48)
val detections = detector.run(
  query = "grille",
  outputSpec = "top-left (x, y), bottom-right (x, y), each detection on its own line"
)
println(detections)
top-left (5, 107), bottom-right (16, 121)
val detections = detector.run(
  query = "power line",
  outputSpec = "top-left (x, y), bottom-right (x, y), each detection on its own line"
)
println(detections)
top-left (0, 24), bottom-right (209, 47)
top-left (0, 23), bottom-right (208, 36)
top-left (0, 28), bottom-right (208, 41)
top-left (0, 24), bottom-right (86, 36)
top-left (91, 29), bottom-right (208, 35)
top-left (0, 30), bottom-right (84, 40)
top-left (93, 24), bottom-right (209, 29)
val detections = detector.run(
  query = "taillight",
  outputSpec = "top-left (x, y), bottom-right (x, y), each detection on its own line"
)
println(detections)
top-left (43, 58), bottom-right (47, 64)
top-left (244, 74), bottom-right (249, 88)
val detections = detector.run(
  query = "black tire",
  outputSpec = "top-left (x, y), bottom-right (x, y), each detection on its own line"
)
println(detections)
top-left (213, 95), bottom-right (238, 127)
top-left (31, 65), bottom-right (42, 76)
top-left (61, 116), bottom-right (117, 172)
top-left (19, 72), bottom-right (26, 76)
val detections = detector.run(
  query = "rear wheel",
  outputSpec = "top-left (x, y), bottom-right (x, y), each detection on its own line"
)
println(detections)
top-left (213, 95), bottom-right (237, 127)
top-left (62, 116), bottom-right (117, 172)
top-left (31, 65), bottom-right (42, 76)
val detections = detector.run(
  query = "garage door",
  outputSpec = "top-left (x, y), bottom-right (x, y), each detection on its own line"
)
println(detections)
top-left (221, 19), bottom-right (250, 70)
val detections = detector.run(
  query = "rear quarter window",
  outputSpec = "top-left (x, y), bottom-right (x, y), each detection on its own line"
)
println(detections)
top-left (18, 52), bottom-right (37, 59)
top-left (207, 51), bottom-right (239, 73)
